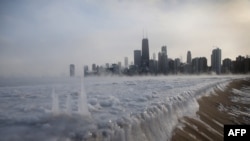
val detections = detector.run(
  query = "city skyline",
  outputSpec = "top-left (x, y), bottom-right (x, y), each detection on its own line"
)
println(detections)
top-left (82, 38), bottom-right (249, 76)
top-left (0, 0), bottom-right (250, 77)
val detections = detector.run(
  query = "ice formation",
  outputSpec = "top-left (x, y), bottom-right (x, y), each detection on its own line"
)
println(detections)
top-left (0, 75), bottom-right (247, 141)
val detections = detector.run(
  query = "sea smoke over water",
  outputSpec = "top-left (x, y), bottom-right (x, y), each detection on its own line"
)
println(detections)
top-left (51, 88), bottom-right (59, 115)
top-left (79, 76), bottom-right (91, 117)
top-left (51, 76), bottom-right (91, 117)
top-left (0, 76), bottom-right (248, 141)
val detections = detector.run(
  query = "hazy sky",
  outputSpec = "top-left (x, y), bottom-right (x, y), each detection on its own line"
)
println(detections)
top-left (0, 0), bottom-right (250, 77)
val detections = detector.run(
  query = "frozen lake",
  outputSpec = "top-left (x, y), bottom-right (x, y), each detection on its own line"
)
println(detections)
top-left (0, 75), bottom-right (245, 141)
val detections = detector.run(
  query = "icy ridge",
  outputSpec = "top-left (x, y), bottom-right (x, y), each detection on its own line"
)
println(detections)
top-left (0, 76), bottom-right (240, 141)
top-left (81, 79), bottom-right (231, 141)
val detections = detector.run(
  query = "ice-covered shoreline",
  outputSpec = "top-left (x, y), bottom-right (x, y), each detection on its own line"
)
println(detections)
top-left (0, 75), bottom-right (247, 141)
top-left (171, 77), bottom-right (250, 141)
top-left (81, 76), bottom-right (233, 141)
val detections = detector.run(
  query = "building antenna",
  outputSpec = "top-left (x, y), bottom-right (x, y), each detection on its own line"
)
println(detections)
top-left (143, 29), bottom-right (144, 38)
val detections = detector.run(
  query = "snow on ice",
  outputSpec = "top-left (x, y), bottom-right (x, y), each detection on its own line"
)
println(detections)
top-left (0, 75), bottom-right (245, 141)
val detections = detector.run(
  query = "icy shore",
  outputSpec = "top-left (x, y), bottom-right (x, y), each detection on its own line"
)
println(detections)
top-left (171, 78), bottom-right (250, 141)
top-left (0, 75), bottom-right (245, 141)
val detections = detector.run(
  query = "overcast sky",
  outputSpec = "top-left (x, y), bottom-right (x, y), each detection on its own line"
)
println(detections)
top-left (0, 0), bottom-right (250, 77)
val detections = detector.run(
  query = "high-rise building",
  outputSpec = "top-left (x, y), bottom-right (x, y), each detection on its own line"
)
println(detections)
top-left (124, 57), bottom-right (128, 69)
top-left (158, 46), bottom-right (168, 74)
top-left (153, 53), bottom-right (156, 61)
top-left (222, 58), bottom-right (232, 73)
top-left (192, 57), bottom-right (207, 74)
top-left (70, 64), bottom-right (75, 77)
top-left (92, 64), bottom-right (97, 72)
top-left (174, 58), bottom-right (180, 74)
top-left (134, 50), bottom-right (141, 67)
top-left (141, 38), bottom-right (149, 70)
top-left (118, 62), bottom-right (122, 70)
top-left (84, 65), bottom-right (88, 75)
top-left (106, 63), bottom-right (109, 69)
top-left (211, 48), bottom-right (221, 74)
top-left (187, 51), bottom-right (192, 64)
top-left (235, 55), bottom-right (245, 73)
top-left (192, 58), bottom-right (199, 73)
top-left (168, 59), bottom-right (174, 74)
top-left (199, 57), bottom-right (207, 73)
top-left (149, 59), bottom-right (157, 74)
top-left (162, 46), bottom-right (167, 54)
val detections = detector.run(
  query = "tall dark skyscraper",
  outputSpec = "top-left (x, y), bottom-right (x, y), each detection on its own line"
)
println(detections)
top-left (141, 38), bottom-right (149, 69)
top-left (211, 48), bottom-right (221, 74)
top-left (70, 64), bottom-right (75, 77)
top-left (187, 51), bottom-right (192, 64)
top-left (134, 50), bottom-right (141, 67)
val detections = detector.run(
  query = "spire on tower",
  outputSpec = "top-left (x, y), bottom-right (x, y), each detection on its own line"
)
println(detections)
top-left (143, 28), bottom-right (148, 39)
top-left (143, 29), bottom-right (144, 38)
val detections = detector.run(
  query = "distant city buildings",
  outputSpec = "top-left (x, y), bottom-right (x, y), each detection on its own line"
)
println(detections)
top-left (211, 48), bottom-right (222, 74)
top-left (69, 64), bottom-right (75, 77)
top-left (222, 58), bottom-right (232, 74)
top-left (192, 58), bottom-right (199, 73)
top-left (158, 46), bottom-right (168, 74)
top-left (84, 65), bottom-right (88, 75)
top-left (141, 38), bottom-right (150, 72)
top-left (134, 50), bottom-right (141, 67)
top-left (192, 57), bottom-right (207, 74)
top-left (92, 64), bottom-right (97, 72)
top-left (69, 35), bottom-right (250, 76)
top-left (153, 53), bottom-right (156, 61)
top-left (233, 56), bottom-right (250, 73)
top-left (174, 58), bottom-right (180, 74)
top-left (187, 51), bottom-right (192, 64)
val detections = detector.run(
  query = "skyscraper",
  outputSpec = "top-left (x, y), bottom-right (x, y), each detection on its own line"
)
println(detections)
top-left (187, 51), bottom-right (192, 64)
top-left (134, 50), bottom-right (141, 67)
top-left (222, 58), bottom-right (232, 73)
top-left (192, 58), bottom-right (199, 73)
top-left (70, 64), bottom-right (75, 77)
top-left (92, 64), bottom-right (97, 72)
top-left (174, 58), bottom-right (180, 74)
top-left (141, 38), bottom-right (149, 70)
top-left (83, 65), bottom-right (89, 76)
top-left (162, 46), bottom-right (167, 54)
top-left (158, 46), bottom-right (168, 74)
top-left (153, 53), bottom-right (156, 61)
top-left (192, 57), bottom-right (207, 74)
top-left (211, 48), bottom-right (221, 74)
top-left (199, 57), bottom-right (207, 73)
